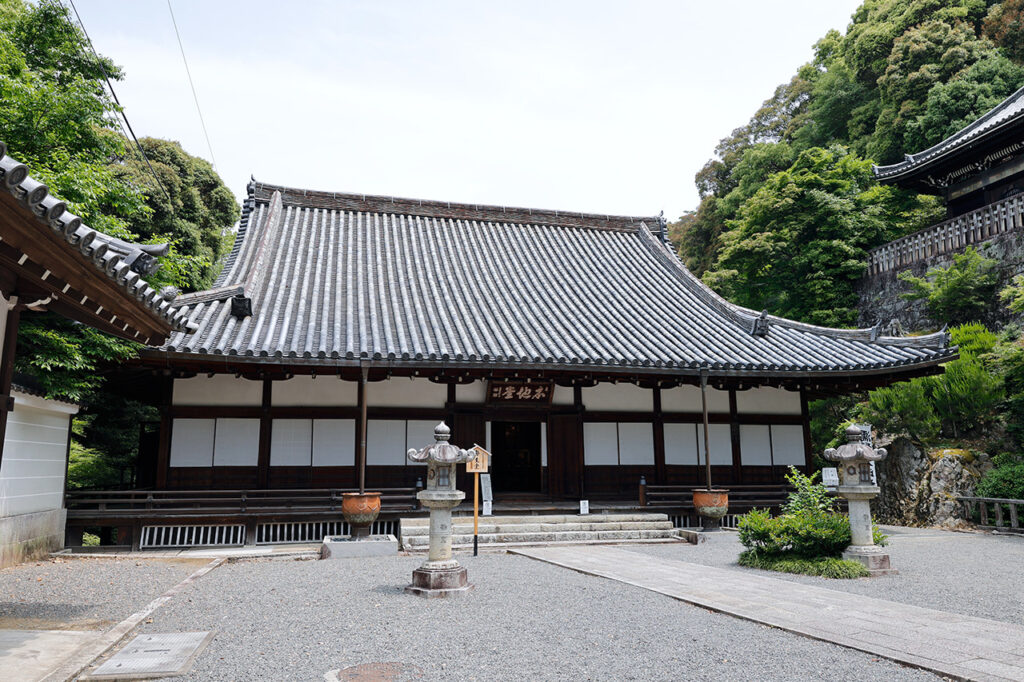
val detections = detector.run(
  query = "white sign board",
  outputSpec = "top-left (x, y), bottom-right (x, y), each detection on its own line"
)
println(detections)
top-left (482, 500), bottom-right (492, 516)
top-left (579, 500), bottom-right (590, 515)
top-left (480, 473), bottom-right (493, 502)
top-left (821, 467), bottom-right (839, 489)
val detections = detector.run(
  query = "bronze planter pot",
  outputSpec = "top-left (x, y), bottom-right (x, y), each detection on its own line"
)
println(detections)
top-left (692, 488), bottom-right (729, 532)
top-left (342, 491), bottom-right (381, 539)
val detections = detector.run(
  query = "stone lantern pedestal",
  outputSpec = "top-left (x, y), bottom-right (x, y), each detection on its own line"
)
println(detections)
top-left (405, 423), bottom-right (475, 598)
top-left (825, 425), bottom-right (897, 576)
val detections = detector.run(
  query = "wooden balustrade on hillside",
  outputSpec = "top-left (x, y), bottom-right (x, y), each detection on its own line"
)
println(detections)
top-left (866, 194), bottom-right (1024, 276)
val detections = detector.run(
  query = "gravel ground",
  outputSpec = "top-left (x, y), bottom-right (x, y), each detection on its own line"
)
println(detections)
top-left (120, 552), bottom-right (940, 682)
top-left (0, 556), bottom-right (205, 631)
top-left (633, 525), bottom-right (1024, 626)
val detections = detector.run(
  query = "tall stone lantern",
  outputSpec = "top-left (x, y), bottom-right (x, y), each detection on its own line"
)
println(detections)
top-left (824, 425), bottom-right (895, 575)
top-left (405, 422), bottom-right (475, 598)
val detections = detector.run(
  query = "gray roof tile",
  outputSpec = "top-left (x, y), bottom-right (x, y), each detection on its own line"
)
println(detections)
top-left (163, 181), bottom-right (954, 377)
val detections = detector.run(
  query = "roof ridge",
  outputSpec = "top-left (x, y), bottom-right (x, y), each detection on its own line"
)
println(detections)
top-left (250, 180), bottom-right (657, 232)
top-left (874, 84), bottom-right (1024, 179)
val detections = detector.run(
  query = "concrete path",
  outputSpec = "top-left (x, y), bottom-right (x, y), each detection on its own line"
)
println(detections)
top-left (512, 545), bottom-right (1024, 682)
top-left (0, 630), bottom-right (99, 682)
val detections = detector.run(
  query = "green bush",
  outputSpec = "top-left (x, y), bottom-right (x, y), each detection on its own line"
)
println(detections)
top-left (738, 550), bottom-right (869, 579)
top-left (738, 508), bottom-right (888, 559)
top-left (737, 508), bottom-right (851, 558)
top-left (781, 466), bottom-right (837, 514)
top-left (82, 532), bottom-right (100, 547)
top-left (976, 463), bottom-right (1024, 500)
top-left (949, 322), bottom-right (997, 357)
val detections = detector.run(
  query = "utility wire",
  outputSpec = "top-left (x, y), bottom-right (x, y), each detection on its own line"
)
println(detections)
top-left (167, 0), bottom-right (218, 170)
top-left (64, 0), bottom-right (174, 207)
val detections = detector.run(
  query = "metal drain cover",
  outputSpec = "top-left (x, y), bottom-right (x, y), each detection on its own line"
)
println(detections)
top-left (86, 632), bottom-right (214, 680)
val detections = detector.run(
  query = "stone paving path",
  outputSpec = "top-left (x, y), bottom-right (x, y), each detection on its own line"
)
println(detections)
top-left (512, 545), bottom-right (1024, 682)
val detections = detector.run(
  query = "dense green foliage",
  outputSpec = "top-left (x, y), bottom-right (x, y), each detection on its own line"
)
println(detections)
top-left (673, 0), bottom-right (1022, 327)
top-left (899, 247), bottom-right (1001, 325)
top-left (0, 0), bottom-right (237, 486)
top-left (0, 0), bottom-right (238, 405)
top-left (976, 459), bottom-right (1024, 499)
top-left (737, 551), bottom-right (870, 579)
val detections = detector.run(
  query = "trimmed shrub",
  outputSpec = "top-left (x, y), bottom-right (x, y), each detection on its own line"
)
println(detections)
top-left (737, 508), bottom-right (887, 559)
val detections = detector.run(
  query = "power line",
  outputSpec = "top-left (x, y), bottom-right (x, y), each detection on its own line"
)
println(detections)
top-left (63, 0), bottom-right (174, 207)
top-left (167, 0), bottom-right (218, 171)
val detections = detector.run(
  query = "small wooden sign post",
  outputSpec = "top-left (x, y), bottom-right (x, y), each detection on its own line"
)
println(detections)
top-left (467, 445), bottom-right (491, 556)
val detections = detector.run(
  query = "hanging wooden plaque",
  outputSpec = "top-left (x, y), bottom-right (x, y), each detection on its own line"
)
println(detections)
top-left (486, 380), bottom-right (554, 404)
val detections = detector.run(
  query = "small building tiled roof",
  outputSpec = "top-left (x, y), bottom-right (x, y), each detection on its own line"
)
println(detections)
top-left (874, 85), bottom-right (1024, 185)
top-left (0, 141), bottom-right (196, 340)
top-left (157, 181), bottom-right (954, 379)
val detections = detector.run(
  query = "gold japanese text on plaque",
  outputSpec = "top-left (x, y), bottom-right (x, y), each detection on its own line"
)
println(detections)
top-left (486, 380), bottom-right (553, 404)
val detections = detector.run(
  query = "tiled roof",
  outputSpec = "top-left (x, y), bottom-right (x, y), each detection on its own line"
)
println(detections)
top-left (159, 181), bottom-right (954, 377)
top-left (0, 141), bottom-right (196, 335)
top-left (874, 85), bottom-right (1024, 181)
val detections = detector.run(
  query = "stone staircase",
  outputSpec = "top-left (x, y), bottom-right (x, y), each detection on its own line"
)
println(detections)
top-left (399, 512), bottom-right (682, 552)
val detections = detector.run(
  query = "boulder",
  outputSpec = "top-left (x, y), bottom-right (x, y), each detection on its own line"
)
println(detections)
top-left (874, 437), bottom-right (991, 528)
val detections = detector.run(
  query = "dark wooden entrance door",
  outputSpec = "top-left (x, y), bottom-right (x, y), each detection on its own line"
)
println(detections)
top-left (490, 421), bottom-right (542, 493)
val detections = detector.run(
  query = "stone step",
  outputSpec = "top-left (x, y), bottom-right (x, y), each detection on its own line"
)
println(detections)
top-left (401, 528), bottom-right (678, 548)
top-left (400, 512), bottom-right (669, 527)
top-left (411, 536), bottom-right (686, 552)
top-left (400, 520), bottom-right (674, 536)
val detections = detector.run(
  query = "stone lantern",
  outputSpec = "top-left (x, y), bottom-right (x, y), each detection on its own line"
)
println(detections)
top-left (405, 422), bottom-right (475, 598)
top-left (824, 425), bottom-right (895, 575)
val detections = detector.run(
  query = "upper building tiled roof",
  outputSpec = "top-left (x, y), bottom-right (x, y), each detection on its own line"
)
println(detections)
top-left (157, 181), bottom-right (954, 378)
top-left (874, 85), bottom-right (1024, 182)
top-left (0, 141), bottom-right (196, 338)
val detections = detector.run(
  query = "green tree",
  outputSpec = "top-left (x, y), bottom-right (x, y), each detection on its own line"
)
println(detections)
top-left (703, 146), bottom-right (927, 326)
top-left (984, 0), bottom-right (1024, 63)
top-left (899, 246), bottom-right (1000, 325)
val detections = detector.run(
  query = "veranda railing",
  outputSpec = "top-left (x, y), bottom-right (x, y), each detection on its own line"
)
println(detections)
top-left (959, 496), bottom-right (1024, 533)
top-left (867, 194), bottom-right (1024, 275)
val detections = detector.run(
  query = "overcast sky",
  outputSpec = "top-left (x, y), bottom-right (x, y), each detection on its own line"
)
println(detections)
top-left (74, 0), bottom-right (862, 221)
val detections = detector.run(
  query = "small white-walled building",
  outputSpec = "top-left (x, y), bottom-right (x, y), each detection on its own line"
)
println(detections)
top-left (0, 385), bottom-right (77, 567)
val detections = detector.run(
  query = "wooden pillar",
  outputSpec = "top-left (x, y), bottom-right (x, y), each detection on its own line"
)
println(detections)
top-left (729, 389), bottom-right (742, 485)
top-left (653, 387), bottom-right (666, 484)
top-left (0, 304), bottom-right (19, 472)
top-left (800, 388), bottom-right (814, 473)
top-left (699, 370), bottom-right (712, 490)
top-left (256, 378), bottom-right (272, 489)
top-left (357, 366), bottom-right (368, 493)
top-left (155, 374), bottom-right (173, 488)
top-left (575, 385), bottom-right (584, 497)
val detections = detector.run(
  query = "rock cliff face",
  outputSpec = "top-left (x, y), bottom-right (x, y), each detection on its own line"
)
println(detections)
top-left (856, 231), bottom-right (1024, 330)
top-left (874, 438), bottom-right (991, 528)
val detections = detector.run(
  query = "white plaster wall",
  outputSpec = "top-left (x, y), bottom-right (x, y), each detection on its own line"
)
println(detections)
top-left (736, 387), bottom-right (802, 415)
top-left (771, 425), bottom-right (807, 465)
top-left (617, 423), bottom-right (655, 465)
top-left (367, 379), bottom-right (447, 408)
top-left (406, 420), bottom-right (440, 454)
top-left (583, 423), bottom-right (618, 465)
top-left (455, 381), bottom-right (486, 404)
top-left (551, 385), bottom-right (574, 406)
top-left (0, 394), bottom-right (76, 518)
top-left (582, 384), bottom-right (652, 412)
top-left (213, 418), bottom-right (260, 466)
top-left (312, 420), bottom-right (355, 466)
top-left (169, 418), bottom-right (215, 467)
top-left (740, 425), bottom-right (772, 465)
top-left (697, 424), bottom-right (733, 466)
top-left (660, 385), bottom-right (730, 413)
top-left (367, 419), bottom-right (407, 465)
top-left (664, 423), bottom-right (699, 466)
top-left (173, 375), bottom-right (262, 406)
top-left (273, 376), bottom-right (357, 406)
top-left (270, 419), bottom-right (312, 466)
